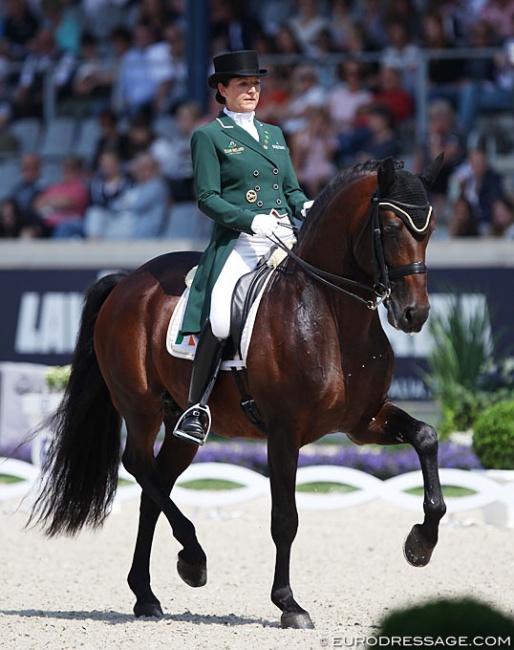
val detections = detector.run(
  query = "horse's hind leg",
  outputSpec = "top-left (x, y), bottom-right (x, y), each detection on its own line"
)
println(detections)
top-left (122, 409), bottom-right (206, 617)
top-left (267, 433), bottom-right (314, 629)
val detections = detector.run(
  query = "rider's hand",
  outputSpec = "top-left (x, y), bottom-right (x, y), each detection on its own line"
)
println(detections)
top-left (251, 213), bottom-right (280, 237)
top-left (301, 200), bottom-right (314, 218)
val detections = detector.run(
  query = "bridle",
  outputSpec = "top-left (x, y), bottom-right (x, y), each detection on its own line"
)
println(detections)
top-left (270, 190), bottom-right (432, 311)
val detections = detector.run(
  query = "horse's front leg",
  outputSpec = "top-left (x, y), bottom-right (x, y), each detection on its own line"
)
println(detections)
top-left (357, 401), bottom-right (447, 567)
top-left (267, 432), bottom-right (314, 629)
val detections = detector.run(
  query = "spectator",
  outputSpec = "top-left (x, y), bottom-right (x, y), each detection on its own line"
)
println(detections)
top-left (290, 105), bottom-right (338, 198)
top-left (479, 0), bottom-right (514, 41)
top-left (270, 23), bottom-right (303, 80)
top-left (489, 195), bottom-right (514, 238)
top-left (33, 155), bottom-right (89, 238)
top-left (451, 146), bottom-right (505, 234)
top-left (253, 1), bottom-right (294, 38)
top-left (352, 0), bottom-right (388, 50)
top-left (92, 107), bottom-right (131, 169)
top-left (210, 0), bottom-right (256, 54)
top-left (457, 19), bottom-right (514, 133)
top-left (371, 64), bottom-right (415, 127)
top-left (380, 18), bottom-right (421, 96)
top-left (328, 0), bottom-right (357, 51)
top-left (326, 58), bottom-right (372, 138)
top-left (11, 28), bottom-right (76, 119)
top-left (104, 152), bottom-right (170, 239)
top-left (114, 20), bottom-right (161, 118)
top-left (354, 103), bottom-right (401, 163)
top-left (61, 31), bottom-right (116, 119)
top-left (0, 199), bottom-right (24, 238)
top-left (413, 99), bottom-right (466, 224)
top-left (146, 21), bottom-right (188, 115)
top-left (448, 195), bottom-right (480, 238)
top-left (7, 153), bottom-right (47, 236)
top-left (136, 0), bottom-right (180, 41)
top-left (123, 111), bottom-right (177, 174)
top-left (383, 0), bottom-right (423, 43)
top-left (2, 0), bottom-right (41, 61)
top-left (83, 148), bottom-right (133, 239)
top-left (40, 0), bottom-right (82, 56)
top-left (422, 11), bottom-right (466, 108)
top-left (274, 22), bottom-right (303, 58)
top-left (255, 64), bottom-right (291, 126)
top-left (278, 63), bottom-right (326, 137)
top-left (156, 100), bottom-right (203, 203)
top-left (287, 0), bottom-right (329, 55)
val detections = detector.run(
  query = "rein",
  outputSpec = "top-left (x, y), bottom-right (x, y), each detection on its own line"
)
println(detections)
top-left (270, 193), bottom-right (430, 311)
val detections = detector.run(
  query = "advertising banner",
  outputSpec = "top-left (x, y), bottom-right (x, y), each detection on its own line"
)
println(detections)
top-left (1, 266), bottom-right (513, 400)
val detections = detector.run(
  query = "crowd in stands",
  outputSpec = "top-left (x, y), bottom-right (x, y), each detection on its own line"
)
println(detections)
top-left (1, 0), bottom-right (514, 240)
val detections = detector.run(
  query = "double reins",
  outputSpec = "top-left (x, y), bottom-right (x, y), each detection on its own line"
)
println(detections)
top-left (270, 192), bottom-right (431, 311)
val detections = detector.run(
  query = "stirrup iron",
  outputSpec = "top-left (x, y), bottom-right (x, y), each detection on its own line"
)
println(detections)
top-left (173, 403), bottom-right (212, 446)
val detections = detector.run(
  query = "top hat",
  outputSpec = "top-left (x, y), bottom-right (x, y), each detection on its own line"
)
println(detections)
top-left (208, 50), bottom-right (268, 88)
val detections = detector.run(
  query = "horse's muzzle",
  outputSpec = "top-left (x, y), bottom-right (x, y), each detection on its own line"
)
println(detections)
top-left (387, 299), bottom-right (430, 333)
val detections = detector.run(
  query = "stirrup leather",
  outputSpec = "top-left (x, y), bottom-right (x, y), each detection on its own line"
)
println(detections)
top-left (173, 403), bottom-right (212, 446)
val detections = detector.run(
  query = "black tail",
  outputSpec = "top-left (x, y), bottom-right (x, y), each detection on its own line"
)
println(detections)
top-left (29, 273), bottom-right (127, 536)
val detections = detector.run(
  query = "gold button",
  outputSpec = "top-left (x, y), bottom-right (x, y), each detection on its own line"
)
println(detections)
top-left (246, 189), bottom-right (257, 203)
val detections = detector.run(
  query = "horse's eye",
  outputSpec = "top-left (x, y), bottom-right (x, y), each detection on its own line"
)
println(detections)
top-left (382, 221), bottom-right (402, 236)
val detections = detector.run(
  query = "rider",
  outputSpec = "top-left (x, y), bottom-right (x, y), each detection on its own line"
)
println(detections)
top-left (173, 50), bottom-right (313, 446)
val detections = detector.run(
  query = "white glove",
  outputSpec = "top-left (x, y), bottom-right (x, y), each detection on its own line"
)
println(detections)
top-left (301, 200), bottom-right (314, 218)
top-left (251, 213), bottom-right (279, 237)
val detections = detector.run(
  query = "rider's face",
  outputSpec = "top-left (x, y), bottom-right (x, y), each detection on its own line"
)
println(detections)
top-left (219, 77), bottom-right (261, 113)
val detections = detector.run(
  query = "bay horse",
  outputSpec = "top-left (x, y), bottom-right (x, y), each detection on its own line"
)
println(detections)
top-left (30, 155), bottom-right (446, 629)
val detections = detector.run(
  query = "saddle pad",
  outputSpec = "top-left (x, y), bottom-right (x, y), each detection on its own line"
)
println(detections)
top-left (166, 271), bottom-right (275, 370)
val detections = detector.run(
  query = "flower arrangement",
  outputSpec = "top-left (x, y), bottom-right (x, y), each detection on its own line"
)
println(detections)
top-left (44, 365), bottom-right (71, 392)
top-left (194, 439), bottom-right (482, 480)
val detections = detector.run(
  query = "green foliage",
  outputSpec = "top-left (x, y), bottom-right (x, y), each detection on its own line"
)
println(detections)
top-left (44, 365), bottom-right (71, 392)
top-left (375, 598), bottom-right (514, 640)
top-left (472, 400), bottom-right (514, 469)
top-left (422, 294), bottom-right (497, 438)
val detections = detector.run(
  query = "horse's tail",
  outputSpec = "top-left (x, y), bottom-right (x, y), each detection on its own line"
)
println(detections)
top-left (29, 272), bottom-right (127, 537)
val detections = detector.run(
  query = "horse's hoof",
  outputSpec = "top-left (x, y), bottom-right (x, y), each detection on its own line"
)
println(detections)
top-left (177, 555), bottom-right (207, 587)
top-left (403, 524), bottom-right (435, 567)
top-left (280, 611), bottom-right (315, 629)
top-left (133, 600), bottom-right (163, 618)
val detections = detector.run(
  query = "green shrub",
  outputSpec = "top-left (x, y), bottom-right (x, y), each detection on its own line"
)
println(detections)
top-left (422, 294), bottom-right (495, 438)
top-left (472, 400), bottom-right (514, 469)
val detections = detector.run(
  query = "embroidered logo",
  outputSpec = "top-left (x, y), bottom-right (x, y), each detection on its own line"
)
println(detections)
top-left (224, 141), bottom-right (244, 154)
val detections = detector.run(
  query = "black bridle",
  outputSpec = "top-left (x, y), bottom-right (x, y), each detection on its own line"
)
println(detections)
top-left (270, 192), bottom-right (433, 311)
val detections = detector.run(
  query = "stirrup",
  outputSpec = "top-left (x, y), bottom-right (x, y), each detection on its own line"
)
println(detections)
top-left (173, 404), bottom-right (211, 446)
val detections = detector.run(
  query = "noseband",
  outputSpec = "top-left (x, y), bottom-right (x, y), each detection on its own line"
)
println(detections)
top-left (271, 190), bottom-right (432, 310)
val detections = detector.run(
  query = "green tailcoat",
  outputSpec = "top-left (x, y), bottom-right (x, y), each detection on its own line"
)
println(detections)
top-left (180, 111), bottom-right (308, 336)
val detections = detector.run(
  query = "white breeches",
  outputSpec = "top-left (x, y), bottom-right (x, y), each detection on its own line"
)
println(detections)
top-left (209, 228), bottom-right (295, 339)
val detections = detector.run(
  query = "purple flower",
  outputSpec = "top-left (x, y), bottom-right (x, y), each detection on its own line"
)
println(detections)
top-left (193, 439), bottom-right (482, 479)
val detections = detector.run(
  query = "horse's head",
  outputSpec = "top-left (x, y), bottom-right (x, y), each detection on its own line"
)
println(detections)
top-left (371, 154), bottom-right (444, 333)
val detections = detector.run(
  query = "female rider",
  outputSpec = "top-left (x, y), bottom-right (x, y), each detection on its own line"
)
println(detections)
top-left (174, 50), bottom-right (313, 445)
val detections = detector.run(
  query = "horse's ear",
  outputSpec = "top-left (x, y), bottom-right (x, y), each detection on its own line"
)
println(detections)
top-left (419, 152), bottom-right (445, 189)
top-left (377, 157), bottom-right (396, 195)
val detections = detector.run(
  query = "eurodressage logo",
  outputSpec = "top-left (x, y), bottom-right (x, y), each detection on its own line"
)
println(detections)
top-left (224, 141), bottom-right (244, 154)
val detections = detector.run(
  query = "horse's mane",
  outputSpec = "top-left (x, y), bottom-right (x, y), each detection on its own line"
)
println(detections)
top-left (301, 158), bottom-right (405, 231)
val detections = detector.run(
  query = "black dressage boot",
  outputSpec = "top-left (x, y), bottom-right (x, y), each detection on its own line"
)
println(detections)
top-left (173, 321), bottom-right (226, 446)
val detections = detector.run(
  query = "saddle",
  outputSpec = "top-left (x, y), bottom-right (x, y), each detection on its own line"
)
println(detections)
top-left (229, 258), bottom-right (273, 358)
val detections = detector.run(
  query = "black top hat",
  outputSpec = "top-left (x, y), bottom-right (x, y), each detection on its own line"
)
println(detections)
top-left (208, 50), bottom-right (268, 89)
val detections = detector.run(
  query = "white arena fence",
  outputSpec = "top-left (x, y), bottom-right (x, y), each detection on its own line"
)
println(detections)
top-left (1, 455), bottom-right (513, 527)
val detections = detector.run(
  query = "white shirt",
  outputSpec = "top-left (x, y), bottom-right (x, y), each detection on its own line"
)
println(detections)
top-left (223, 108), bottom-right (259, 141)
